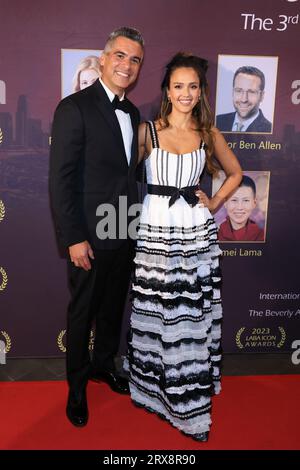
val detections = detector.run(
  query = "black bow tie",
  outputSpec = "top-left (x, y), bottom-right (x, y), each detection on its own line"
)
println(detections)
top-left (112, 95), bottom-right (131, 114)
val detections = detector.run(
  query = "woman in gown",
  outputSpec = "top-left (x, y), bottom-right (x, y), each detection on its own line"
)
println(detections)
top-left (126, 53), bottom-right (242, 441)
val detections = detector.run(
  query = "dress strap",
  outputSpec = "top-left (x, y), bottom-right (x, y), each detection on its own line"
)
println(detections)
top-left (199, 140), bottom-right (207, 150)
top-left (146, 121), bottom-right (160, 149)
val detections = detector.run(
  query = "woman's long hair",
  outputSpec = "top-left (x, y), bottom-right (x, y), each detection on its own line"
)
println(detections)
top-left (158, 52), bottom-right (218, 175)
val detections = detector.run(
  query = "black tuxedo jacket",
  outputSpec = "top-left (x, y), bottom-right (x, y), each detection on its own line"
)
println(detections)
top-left (49, 79), bottom-right (140, 249)
top-left (216, 109), bottom-right (272, 133)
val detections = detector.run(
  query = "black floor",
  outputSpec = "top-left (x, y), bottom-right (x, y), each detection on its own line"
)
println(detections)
top-left (0, 354), bottom-right (299, 381)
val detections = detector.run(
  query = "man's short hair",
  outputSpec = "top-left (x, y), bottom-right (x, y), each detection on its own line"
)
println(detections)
top-left (233, 66), bottom-right (265, 91)
top-left (104, 27), bottom-right (144, 53)
top-left (239, 175), bottom-right (256, 197)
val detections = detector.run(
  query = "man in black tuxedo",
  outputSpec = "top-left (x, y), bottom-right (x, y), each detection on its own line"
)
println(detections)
top-left (216, 66), bottom-right (272, 133)
top-left (49, 27), bottom-right (144, 427)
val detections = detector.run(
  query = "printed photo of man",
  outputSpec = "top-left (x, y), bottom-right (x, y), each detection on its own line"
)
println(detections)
top-left (218, 175), bottom-right (265, 241)
top-left (216, 66), bottom-right (271, 133)
top-left (212, 170), bottom-right (270, 243)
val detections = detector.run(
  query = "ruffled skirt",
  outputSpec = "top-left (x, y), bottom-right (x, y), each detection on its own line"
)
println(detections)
top-left (125, 195), bottom-right (223, 439)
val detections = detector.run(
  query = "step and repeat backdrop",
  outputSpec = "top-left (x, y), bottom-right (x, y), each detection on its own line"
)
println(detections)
top-left (0, 0), bottom-right (299, 362)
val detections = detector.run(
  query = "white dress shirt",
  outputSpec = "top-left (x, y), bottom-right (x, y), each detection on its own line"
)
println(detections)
top-left (232, 110), bottom-right (259, 132)
top-left (99, 78), bottom-right (133, 164)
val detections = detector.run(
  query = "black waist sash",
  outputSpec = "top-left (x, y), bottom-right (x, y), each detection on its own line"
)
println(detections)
top-left (147, 184), bottom-right (199, 208)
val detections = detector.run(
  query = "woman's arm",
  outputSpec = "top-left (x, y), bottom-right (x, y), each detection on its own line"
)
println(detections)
top-left (197, 127), bottom-right (243, 212)
top-left (137, 122), bottom-right (151, 163)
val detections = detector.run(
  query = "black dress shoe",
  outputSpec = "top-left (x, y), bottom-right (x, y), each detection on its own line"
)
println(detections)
top-left (66, 390), bottom-right (88, 427)
top-left (90, 370), bottom-right (130, 395)
top-left (192, 431), bottom-right (209, 442)
top-left (181, 430), bottom-right (209, 442)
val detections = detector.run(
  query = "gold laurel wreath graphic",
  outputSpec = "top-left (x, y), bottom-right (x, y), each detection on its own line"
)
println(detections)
top-left (57, 329), bottom-right (66, 352)
top-left (277, 327), bottom-right (286, 348)
top-left (58, 329), bottom-right (94, 352)
top-left (0, 200), bottom-right (6, 222)
top-left (88, 329), bottom-right (95, 351)
top-left (236, 327), bottom-right (245, 349)
top-left (1, 331), bottom-right (11, 353)
top-left (0, 267), bottom-right (8, 291)
top-left (0, 128), bottom-right (3, 144)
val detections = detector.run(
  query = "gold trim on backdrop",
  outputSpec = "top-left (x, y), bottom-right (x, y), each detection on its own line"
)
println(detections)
top-left (88, 329), bottom-right (95, 351)
top-left (277, 327), bottom-right (286, 348)
top-left (0, 267), bottom-right (8, 291)
top-left (57, 328), bottom-right (95, 353)
top-left (0, 200), bottom-right (5, 222)
top-left (236, 327), bottom-right (246, 349)
top-left (57, 329), bottom-right (66, 352)
top-left (1, 331), bottom-right (11, 353)
top-left (235, 326), bottom-right (287, 350)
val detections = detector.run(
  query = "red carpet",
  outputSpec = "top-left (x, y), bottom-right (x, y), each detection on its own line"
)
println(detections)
top-left (0, 375), bottom-right (299, 450)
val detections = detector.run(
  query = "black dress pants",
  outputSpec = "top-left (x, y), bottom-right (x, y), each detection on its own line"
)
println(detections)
top-left (66, 241), bottom-right (134, 396)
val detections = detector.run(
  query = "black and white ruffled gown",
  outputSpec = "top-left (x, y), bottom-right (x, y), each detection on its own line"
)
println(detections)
top-left (126, 121), bottom-right (222, 440)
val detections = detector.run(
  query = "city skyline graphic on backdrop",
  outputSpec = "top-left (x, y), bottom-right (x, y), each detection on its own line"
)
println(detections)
top-left (0, 95), bottom-right (50, 149)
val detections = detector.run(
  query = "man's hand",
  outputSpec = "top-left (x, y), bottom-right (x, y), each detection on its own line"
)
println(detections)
top-left (69, 241), bottom-right (95, 271)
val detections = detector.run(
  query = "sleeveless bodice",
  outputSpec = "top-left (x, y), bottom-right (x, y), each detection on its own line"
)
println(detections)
top-left (145, 121), bottom-right (206, 188)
